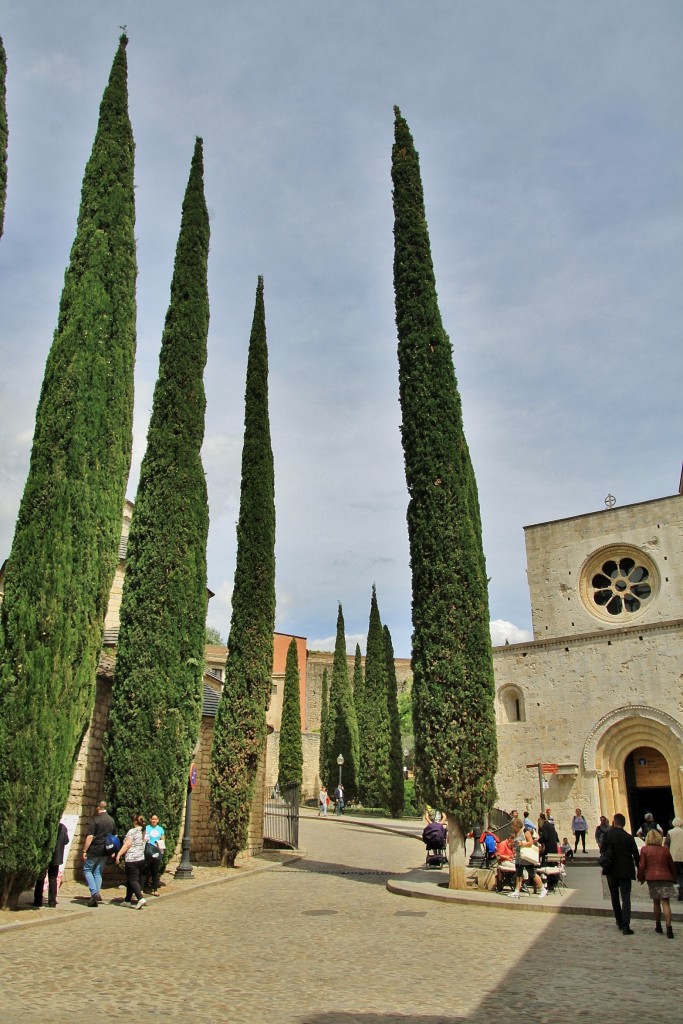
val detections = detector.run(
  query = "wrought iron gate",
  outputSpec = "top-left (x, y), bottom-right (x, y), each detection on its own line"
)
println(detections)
top-left (264, 782), bottom-right (300, 848)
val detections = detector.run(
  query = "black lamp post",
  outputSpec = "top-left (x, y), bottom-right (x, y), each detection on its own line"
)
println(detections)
top-left (175, 762), bottom-right (197, 880)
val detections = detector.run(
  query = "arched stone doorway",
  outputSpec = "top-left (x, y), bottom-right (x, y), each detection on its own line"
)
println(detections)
top-left (583, 706), bottom-right (683, 831)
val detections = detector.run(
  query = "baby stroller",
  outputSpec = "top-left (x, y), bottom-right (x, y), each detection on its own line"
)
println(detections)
top-left (422, 820), bottom-right (448, 869)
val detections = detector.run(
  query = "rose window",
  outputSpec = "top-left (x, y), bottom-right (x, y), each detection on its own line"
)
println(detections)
top-left (589, 556), bottom-right (652, 616)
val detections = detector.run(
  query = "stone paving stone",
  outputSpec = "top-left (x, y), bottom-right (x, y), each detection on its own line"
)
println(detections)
top-left (0, 815), bottom-right (678, 1023)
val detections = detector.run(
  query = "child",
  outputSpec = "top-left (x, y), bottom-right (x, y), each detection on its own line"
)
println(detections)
top-left (560, 837), bottom-right (574, 860)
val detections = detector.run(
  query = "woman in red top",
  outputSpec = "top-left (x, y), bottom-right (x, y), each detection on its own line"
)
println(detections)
top-left (638, 829), bottom-right (676, 938)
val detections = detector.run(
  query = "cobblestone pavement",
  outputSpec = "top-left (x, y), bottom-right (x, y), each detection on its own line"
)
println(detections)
top-left (1, 815), bottom-right (678, 1024)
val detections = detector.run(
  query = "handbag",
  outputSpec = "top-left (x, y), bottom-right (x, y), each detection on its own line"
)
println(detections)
top-left (520, 844), bottom-right (540, 865)
top-left (598, 845), bottom-right (614, 871)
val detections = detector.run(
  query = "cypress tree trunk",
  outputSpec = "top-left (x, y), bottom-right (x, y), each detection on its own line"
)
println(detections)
top-left (104, 138), bottom-right (210, 860)
top-left (318, 667), bottom-right (329, 783)
top-left (0, 36), bottom-right (7, 237)
top-left (384, 625), bottom-right (405, 818)
top-left (325, 604), bottom-right (359, 801)
top-left (278, 637), bottom-right (303, 788)
top-left (0, 36), bottom-right (136, 908)
top-left (391, 107), bottom-right (497, 889)
top-left (210, 277), bottom-right (276, 866)
top-left (359, 586), bottom-right (390, 808)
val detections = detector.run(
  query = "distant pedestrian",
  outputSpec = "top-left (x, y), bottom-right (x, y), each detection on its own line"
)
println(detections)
top-left (595, 815), bottom-right (610, 849)
top-left (508, 817), bottom-right (547, 900)
top-left (82, 799), bottom-right (116, 907)
top-left (538, 813), bottom-right (559, 862)
top-left (638, 829), bottom-right (676, 938)
top-left (560, 837), bottom-right (574, 861)
top-left (571, 808), bottom-right (588, 852)
top-left (33, 821), bottom-right (69, 908)
top-left (319, 786), bottom-right (328, 817)
top-left (665, 817), bottom-right (683, 902)
top-left (144, 814), bottom-right (165, 895)
top-left (115, 814), bottom-right (147, 909)
top-left (334, 783), bottom-right (344, 816)
top-left (636, 813), bottom-right (663, 839)
top-left (600, 813), bottom-right (640, 935)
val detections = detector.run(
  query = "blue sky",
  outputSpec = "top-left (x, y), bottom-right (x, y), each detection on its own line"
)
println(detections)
top-left (1, 3), bottom-right (681, 658)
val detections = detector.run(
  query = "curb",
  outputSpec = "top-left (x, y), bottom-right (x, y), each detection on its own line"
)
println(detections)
top-left (386, 878), bottom-right (683, 920)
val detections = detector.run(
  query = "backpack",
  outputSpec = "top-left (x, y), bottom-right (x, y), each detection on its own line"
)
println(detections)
top-left (103, 833), bottom-right (121, 855)
top-left (144, 842), bottom-right (162, 864)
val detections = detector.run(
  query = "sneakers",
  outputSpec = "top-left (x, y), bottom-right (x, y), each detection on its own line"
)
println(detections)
top-left (538, 887), bottom-right (548, 899)
top-left (136, 898), bottom-right (147, 910)
top-left (87, 895), bottom-right (99, 907)
top-left (121, 901), bottom-right (132, 908)
top-left (508, 891), bottom-right (520, 898)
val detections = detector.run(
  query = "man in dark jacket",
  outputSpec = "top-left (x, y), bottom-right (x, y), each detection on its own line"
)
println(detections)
top-left (82, 800), bottom-right (116, 907)
top-left (600, 813), bottom-right (640, 935)
top-left (33, 821), bottom-right (69, 908)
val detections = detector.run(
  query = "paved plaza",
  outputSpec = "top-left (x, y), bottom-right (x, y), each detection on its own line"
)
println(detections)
top-left (1, 814), bottom-right (679, 1023)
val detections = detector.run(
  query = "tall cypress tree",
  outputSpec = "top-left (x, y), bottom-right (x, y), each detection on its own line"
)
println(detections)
top-left (318, 667), bottom-right (329, 783)
top-left (278, 637), bottom-right (303, 788)
top-left (392, 107), bottom-right (497, 888)
top-left (0, 36), bottom-right (136, 908)
top-left (384, 625), bottom-right (405, 818)
top-left (359, 586), bottom-right (390, 808)
top-left (104, 138), bottom-right (210, 859)
top-left (210, 277), bottom-right (276, 866)
top-left (0, 36), bottom-right (7, 237)
top-left (325, 604), bottom-right (359, 800)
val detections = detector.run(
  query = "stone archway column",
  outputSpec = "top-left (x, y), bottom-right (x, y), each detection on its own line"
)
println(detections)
top-left (597, 770), bottom-right (610, 818)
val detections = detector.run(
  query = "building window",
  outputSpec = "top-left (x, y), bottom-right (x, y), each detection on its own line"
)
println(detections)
top-left (580, 545), bottom-right (658, 622)
top-left (499, 686), bottom-right (525, 723)
top-left (271, 684), bottom-right (278, 695)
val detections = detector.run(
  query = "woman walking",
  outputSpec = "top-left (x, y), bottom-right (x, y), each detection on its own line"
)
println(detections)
top-left (638, 829), bottom-right (676, 938)
top-left (115, 814), bottom-right (147, 909)
top-left (571, 808), bottom-right (588, 853)
top-left (508, 818), bottom-right (547, 900)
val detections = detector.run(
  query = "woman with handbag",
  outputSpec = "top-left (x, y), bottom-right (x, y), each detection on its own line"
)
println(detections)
top-left (638, 829), bottom-right (676, 938)
top-left (509, 818), bottom-right (547, 899)
top-left (115, 814), bottom-right (147, 909)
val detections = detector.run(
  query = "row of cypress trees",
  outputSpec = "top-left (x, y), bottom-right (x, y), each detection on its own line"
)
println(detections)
top-left (0, 33), bottom-right (496, 895)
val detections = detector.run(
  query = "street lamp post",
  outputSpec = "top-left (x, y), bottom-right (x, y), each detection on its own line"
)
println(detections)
top-left (336, 754), bottom-right (344, 816)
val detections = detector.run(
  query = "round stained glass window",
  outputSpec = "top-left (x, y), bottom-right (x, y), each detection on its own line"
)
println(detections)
top-left (580, 546), bottom-right (657, 622)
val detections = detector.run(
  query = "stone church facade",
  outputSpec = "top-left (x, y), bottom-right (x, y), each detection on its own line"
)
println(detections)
top-left (492, 467), bottom-right (683, 836)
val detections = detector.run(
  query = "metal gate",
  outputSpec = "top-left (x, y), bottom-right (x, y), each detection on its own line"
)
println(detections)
top-left (264, 782), bottom-right (300, 848)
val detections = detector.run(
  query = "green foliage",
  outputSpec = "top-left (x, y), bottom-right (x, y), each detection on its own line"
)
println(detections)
top-left (358, 586), bottom-right (390, 808)
top-left (384, 625), bottom-right (405, 818)
top-left (324, 604), bottom-right (359, 799)
top-left (318, 667), bottom-right (328, 781)
top-left (402, 778), bottom-right (419, 817)
top-left (352, 642), bottom-right (364, 725)
top-left (0, 36), bottom-right (7, 237)
top-left (397, 690), bottom-right (413, 737)
top-left (392, 107), bottom-right (497, 834)
top-left (205, 626), bottom-right (224, 645)
top-left (278, 637), bottom-right (303, 787)
top-left (0, 37), bottom-right (136, 906)
top-left (210, 277), bottom-right (276, 865)
top-left (104, 139), bottom-right (210, 863)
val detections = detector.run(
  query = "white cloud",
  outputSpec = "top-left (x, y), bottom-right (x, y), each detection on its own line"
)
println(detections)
top-left (490, 620), bottom-right (533, 648)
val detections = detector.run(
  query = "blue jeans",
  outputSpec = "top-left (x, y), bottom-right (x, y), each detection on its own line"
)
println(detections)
top-left (83, 855), bottom-right (108, 896)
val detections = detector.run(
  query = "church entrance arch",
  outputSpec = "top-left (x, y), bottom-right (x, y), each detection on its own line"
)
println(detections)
top-left (584, 707), bottom-right (683, 831)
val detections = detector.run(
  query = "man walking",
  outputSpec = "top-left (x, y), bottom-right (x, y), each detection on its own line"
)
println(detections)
top-left (82, 800), bottom-right (115, 907)
top-left (600, 813), bottom-right (640, 935)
